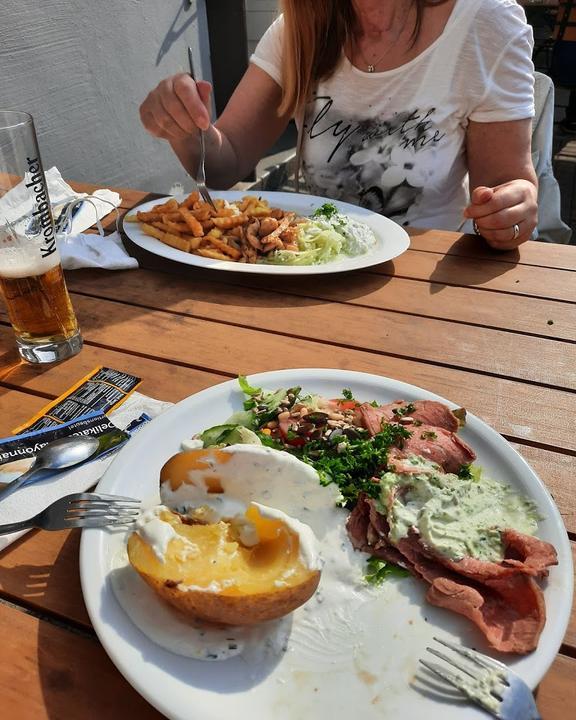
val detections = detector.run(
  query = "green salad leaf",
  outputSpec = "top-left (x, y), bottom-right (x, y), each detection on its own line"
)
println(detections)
top-left (365, 557), bottom-right (411, 585)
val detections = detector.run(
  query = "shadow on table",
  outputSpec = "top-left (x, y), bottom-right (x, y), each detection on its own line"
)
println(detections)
top-left (0, 347), bottom-right (70, 388)
top-left (10, 530), bottom-right (164, 719)
top-left (122, 237), bottom-right (396, 303)
top-left (408, 229), bottom-right (522, 294)
top-left (0, 530), bottom-right (86, 619)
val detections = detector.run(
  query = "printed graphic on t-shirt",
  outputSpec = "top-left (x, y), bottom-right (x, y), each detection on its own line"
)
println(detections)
top-left (303, 96), bottom-right (446, 223)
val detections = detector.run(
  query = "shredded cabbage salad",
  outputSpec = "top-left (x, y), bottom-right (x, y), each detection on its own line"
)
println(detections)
top-left (265, 203), bottom-right (378, 266)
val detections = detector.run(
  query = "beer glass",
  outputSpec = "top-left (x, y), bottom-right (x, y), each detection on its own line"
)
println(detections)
top-left (0, 111), bottom-right (82, 363)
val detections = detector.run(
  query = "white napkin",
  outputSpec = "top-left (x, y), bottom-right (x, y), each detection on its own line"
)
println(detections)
top-left (0, 392), bottom-right (173, 552)
top-left (0, 166), bottom-right (122, 236)
top-left (58, 231), bottom-right (138, 270)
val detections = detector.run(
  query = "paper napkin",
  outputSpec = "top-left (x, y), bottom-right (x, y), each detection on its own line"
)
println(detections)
top-left (58, 231), bottom-right (138, 270)
top-left (0, 392), bottom-right (173, 552)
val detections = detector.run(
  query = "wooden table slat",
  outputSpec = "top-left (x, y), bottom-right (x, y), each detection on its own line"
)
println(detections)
top-left (2, 318), bottom-right (575, 456)
top-left (407, 229), bottom-right (576, 272)
top-left (67, 267), bottom-right (576, 343)
top-left (385, 249), bottom-right (576, 303)
top-left (8, 284), bottom-right (574, 395)
top-left (0, 600), bottom-right (162, 719)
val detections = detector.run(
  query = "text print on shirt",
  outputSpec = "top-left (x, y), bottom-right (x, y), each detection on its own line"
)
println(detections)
top-left (303, 96), bottom-right (447, 221)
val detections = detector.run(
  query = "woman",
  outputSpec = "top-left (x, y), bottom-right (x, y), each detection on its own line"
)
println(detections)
top-left (140, 0), bottom-right (538, 250)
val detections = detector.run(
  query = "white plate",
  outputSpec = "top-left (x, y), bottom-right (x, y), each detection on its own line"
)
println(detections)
top-left (80, 369), bottom-right (573, 720)
top-left (122, 191), bottom-right (410, 274)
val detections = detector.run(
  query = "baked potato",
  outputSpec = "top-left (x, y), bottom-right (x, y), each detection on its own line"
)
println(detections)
top-left (127, 504), bottom-right (321, 625)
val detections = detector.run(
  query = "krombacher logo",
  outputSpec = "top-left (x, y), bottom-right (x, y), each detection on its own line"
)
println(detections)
top-left (25, 156), bottom-right (56, 258)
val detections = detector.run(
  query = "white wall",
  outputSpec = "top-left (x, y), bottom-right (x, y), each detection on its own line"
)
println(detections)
top-left (0, 0), bottom-right (212, 193)
top-left (245, 0), bottom-right (279, 55)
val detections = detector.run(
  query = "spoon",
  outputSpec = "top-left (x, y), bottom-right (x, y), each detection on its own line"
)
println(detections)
top-left (0, 435), bottom-right (101, 502)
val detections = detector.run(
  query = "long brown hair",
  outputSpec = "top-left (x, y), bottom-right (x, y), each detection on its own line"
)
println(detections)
top-left (279, 0), bottom-right (432, 117)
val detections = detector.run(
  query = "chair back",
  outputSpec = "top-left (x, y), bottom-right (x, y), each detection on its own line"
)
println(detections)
top-left (532, 71), bottom-right (573, 243)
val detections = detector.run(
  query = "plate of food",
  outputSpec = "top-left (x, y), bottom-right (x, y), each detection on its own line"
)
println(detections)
top-left (122, 191), bottom-right (410, 274)
top-left (80, 369), bottom-right (572, 720)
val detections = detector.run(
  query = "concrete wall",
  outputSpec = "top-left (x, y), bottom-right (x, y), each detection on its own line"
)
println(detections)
top-left (245, 0), bottom-right (279, 55)
top-left (0, 0), bottom-right (212, 193)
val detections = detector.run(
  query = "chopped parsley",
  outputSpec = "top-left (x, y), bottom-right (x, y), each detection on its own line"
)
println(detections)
top-left (365, 557), bottom-right (410, 585)
top-left (457, 463), bottom-right (482, 481)
top-left (420, 430), bottom-right (437, 441)
top-left (312, 202), bottom-right (339, 220)
top-left (294, 423), bottom-right (412, 508)
top-left (392, 402), bottom-right (416, 417)
top-left (342, 388), bottom-right (354, 401)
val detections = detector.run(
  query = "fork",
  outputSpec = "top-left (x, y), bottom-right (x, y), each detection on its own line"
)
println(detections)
top-left (187, 46), bottom-right (216, 209)
top-left (0, 492), bottom-right (141, 535)
top-left (419, 637), bottom-right (541, 719)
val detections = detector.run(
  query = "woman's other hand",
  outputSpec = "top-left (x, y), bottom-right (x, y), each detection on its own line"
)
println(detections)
top-left (140, 73), bottom-right (212, 140)
top-left (463, 179), bottom-right (538, 250)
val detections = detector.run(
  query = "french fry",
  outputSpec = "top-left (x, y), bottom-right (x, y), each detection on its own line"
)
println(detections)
top-left (206, 235), bottom-right (242, 260)
top-left (181, 191), bottom-right (200, 208)
top-left (140, 222), bottom-right (166, 241)
top-left (196, 247), bottom-right (230, 261)
top-left (192, 206), bottom-right (211, 221)
top-left (124, 214), bottom-right (138, 222)
top-left (161, 232), bottom-right (191, 252)
top-left (137, 210), bottom-right (182, 222)
top-left (179, 207), bottom-right (204, 237)
top-left (149, 221), bottom-right (173, 233)
top-left (212, 213), bottom-right (249, 230)
top-left (161, 216), bottom-right (190, 233)
top-left (189, 236), bottom-right (203, 250)
top-left (153, 198), bottom-right (179, 213)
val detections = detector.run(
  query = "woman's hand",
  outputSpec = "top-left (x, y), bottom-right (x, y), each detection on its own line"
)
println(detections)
top-left (463, 179), bottom-right (538, 250)
top-left (139, 73), bottom-right (212, 140)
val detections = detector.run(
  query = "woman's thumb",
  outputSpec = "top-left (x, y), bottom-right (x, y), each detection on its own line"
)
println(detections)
top-left (471, 185), bottom-right (494, 205)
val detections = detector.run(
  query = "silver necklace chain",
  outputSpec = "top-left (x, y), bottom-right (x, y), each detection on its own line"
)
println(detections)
top-left (354, 6), bottom-right (413, 72)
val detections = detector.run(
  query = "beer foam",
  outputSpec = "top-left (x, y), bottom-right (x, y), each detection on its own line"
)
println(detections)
top-left (0, 241), bottom-right (61, 279)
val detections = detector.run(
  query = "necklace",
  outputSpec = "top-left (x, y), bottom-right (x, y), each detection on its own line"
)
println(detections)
top-left (353, 5), bottom-right (413, 72)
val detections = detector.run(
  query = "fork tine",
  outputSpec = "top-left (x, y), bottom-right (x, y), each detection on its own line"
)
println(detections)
top-left (199, 185), bottom-right (216, 209)
top-left (433, 637), bottom-right (508, 674)
top-left (66, 509), bottom-right (141, 519)
top-left (426, 647), bottom-right (476, 678)
top-left (65, 517), bottom-right (138, 528)
top-left (74, 492), bottom-right (141, 503)
top-left (419, 659), bottom-right (468, 693)
top-left (67, 500), bottom-right (141, 510)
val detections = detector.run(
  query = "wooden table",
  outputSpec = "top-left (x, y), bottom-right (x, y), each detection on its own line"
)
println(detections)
top-left (0, 182), bottom-right (575, 719)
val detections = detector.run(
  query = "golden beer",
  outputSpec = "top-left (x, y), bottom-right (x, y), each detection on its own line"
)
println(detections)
top-left (0, 240), bottom-right (82, 362)
top-left (0, 260), bottom-right (78, 342)
top-left (0, 109), bottom-right (82, 362)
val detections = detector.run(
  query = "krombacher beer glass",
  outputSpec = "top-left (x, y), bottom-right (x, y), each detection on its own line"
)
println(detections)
top-left (0, 111), bottom-right (82, 363)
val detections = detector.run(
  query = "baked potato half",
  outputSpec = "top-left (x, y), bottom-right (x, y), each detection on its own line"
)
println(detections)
top-left (127, 505), bottom-right (321, 625)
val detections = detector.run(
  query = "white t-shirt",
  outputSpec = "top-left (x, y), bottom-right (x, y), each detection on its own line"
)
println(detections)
top-left (250, 0), bottom-right (534, 231)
